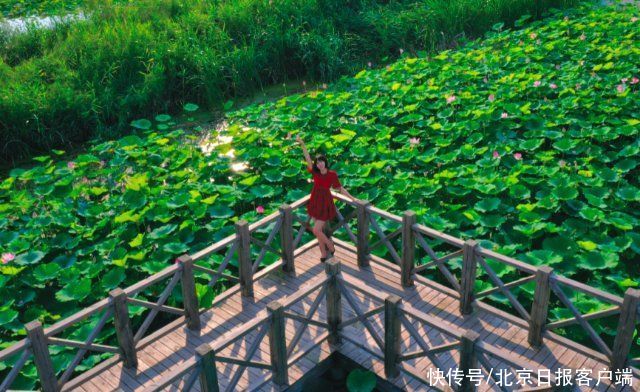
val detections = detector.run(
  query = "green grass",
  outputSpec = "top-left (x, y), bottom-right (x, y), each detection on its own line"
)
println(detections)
top-left (0, 0), bottom-right (582, 165)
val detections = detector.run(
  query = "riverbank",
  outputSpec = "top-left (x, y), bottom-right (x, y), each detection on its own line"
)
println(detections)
top-left (0, 0), bottom-right (584, 165)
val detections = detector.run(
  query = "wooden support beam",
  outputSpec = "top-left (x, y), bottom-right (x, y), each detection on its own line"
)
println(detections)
top-left (325, 258), bottom-right (342, 345)
top-left (528, 266), bottom-right (552, 347)
top-left (460, 240), bottom-right (479, 315)
top-left (235, 220), bottom-right (253, 297)
top-left (177, 254), bottom-right (201, 330)
top-left (109, 288), bottom-right (138, 369)
top-left (196, 343), bottom-right (219, 392)
top-left (268, 301), bottom-right (288, 386)
top-left (610, 288), bottom-right (640, 372)
top-left (458, 330), bottom-right (480, 392)
top-left (384, 295), bottom-right (402, 378)
top-left (356, 199), bottom-right (371, 267)
top-left (25, 321), bottom-right (58, 392)
top-left (279, 204), bottom-right (295, 273)
top-left (401, 210), bottom-right (416, 288)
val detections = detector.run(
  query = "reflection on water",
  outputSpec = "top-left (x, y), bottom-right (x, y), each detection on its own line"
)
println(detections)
top-left (198, 119), bottom-right (251, 172)
top-left (1, 12), bottom-right (88, 35)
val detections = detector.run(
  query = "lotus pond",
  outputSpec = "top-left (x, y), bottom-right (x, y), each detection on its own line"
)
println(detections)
top-left (0, 0), bottom-right (639, 389)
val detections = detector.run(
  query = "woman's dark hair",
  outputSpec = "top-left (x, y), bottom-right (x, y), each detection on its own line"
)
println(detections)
top-left (312, 154), bottom-right (330, 173)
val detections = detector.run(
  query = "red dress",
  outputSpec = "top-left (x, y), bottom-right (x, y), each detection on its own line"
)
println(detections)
top-left (306, 166), bottom-right (342, 221)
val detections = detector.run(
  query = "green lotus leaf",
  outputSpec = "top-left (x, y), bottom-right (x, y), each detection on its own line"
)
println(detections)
top-left (615, 159), bottom-right (637, 172)
top-left (14, 251), bottom-right (46, 265)
top-left (123, 190), bottom-right (148, 210)
top-left (480, 214), bottom-right (506, 228)
top-left (184, 103), bottom-right (200, 112)
top-left (578, 206), bottom-right (604, 221)
top-left (552, 186), bottom-right (578, 200)
top-left (208, 204), bottom-right (234, 218)
top-left (250, 185), bottom-right (276, 198)
top-left (616, 186), bottom-right (640, 201)
top-left (155, 114), bottom-right (172, 122)
top-left (578, 251), bottom-right (618, 271)
top-left (149, 224), bottom-right (178, 240)
top-left (33, 263), bottom-right (61, 281)
top-left (605, 212), bottom-right (635, 231)
top-left (130, 119), bottom-right (152, 130)
top-left (523, 250), bottom-right (563, 266)
top-left (101, 268), bottom-right (125, 290)
top-left (346, 369), bottom-right (376, 392)
top-left (56, 279), bottom-right (92, 302)
top-left (167, 192), bottom-right (191, 209)
top-left (163, 242), bottom-right (190, 254)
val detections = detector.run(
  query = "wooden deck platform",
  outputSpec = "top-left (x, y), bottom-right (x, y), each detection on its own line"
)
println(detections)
top-left (62, 239), bottom-right (639, 392)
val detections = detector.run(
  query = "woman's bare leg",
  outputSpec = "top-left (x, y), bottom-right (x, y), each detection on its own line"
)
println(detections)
top-left (313, 219), bottom-right (333, 257)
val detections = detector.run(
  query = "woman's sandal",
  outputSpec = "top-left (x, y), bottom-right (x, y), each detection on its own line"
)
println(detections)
top-left (320, 251), bottom-right (335, 263)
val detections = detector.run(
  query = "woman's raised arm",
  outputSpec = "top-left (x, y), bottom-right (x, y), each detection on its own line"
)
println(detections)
top-left (296, 134), bottom-right (313, 170)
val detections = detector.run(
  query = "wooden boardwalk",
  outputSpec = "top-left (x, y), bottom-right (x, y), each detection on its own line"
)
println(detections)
top-left (2, 194), bottom-right (639, 392)
top-left (61, 239), bottom-right (639, 391)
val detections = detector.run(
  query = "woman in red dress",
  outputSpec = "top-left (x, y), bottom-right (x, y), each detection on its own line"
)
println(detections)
top-left (296, 135), bottom-right (357, 262)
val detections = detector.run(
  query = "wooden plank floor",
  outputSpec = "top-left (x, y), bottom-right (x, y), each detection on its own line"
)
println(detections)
top-left (65, 240), bottom-right (640, 392)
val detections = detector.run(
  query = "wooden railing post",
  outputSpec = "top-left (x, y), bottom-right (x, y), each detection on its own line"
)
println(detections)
top-left (356, 199), bottom-right (371, 267)
top-left (279, 204), bottom-right (295, 273)
top-left (610, 288), bottom-right (640, 372)
top-left (268, 301), bottom-right (288, 386)
top-left (109, 288), bottom-right (138, 369)
top-left (528, 266), bottom-right (553, 347)
top-left (325, 258), bottom-right (342, 345)
top-left (235, 220), bottom-right (254, 297)
top-left (384, 294), bottom-right (402, 378)
top-left (196, 343), bottom-right (220, 392)
top-left (401, 210), bottom-right (416, 288)
top-left (177, 254), bottom-right (201, 331)
top-left (458, 330), bottom-right (480, 392)
top-left (25, 321), bottom-right (58, 392)
top-left (460, 240), bottom-right (479, 315)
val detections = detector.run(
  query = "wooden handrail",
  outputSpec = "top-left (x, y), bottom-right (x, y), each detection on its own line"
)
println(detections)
top-left (2, 192), bottom-right (639, 392)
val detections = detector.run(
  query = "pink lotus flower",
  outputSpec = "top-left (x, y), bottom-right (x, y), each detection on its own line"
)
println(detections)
top-left (529, 32), bottom-right (537, 39)
top-left (575, 83), bottom-right (581, 90)
top-left (446, 95), bottom-right (456, 104)
top-left (399, 48), bottom-right (404, 55)
top-left (492, 151), bottom-right (500, 159)
top-left (533, 80), bottom-right (541, 87)
top-left (368, 62), bottom-right (372, 68)
top-left (514, 152), bottom-right (522, 160)
top-left (550, 83), bottom-right (557, 89)
top-left (67, 161), bottom-right (76, 169)
top-left (256, 205), bottom-right (265, 214)
top-left (631, 77), bottom-right (639, 85)
top-left (302, 80), bottom-right (307, 86)
top-left (579, 33), bottom-right (586, 41)
top-left (409, 137), bottom-right (420, 146)
top-left (632, 17), bottom-right (638, 22)
top-left (617, 84), bottom-right (626, 93)
top-left (2, 253), bottom-right (15, 264)
top-left (559, 160), bottom-right (566, 167)
top-left (501, 112), bottom-right (509, 119)
top-left (488, 94), bottom-right (495, 102)
top-left (322, 83), bottom-right (328, 89)
top-left (621, 78), bottom-right (629, 83)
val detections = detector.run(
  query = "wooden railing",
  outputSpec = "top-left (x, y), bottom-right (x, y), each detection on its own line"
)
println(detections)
top-left (325, 194), bottom-right (640, 375)
top-left (1, 192), bottom-right (638, 391)
top-left (145, 259), bottom-right (560, 392)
